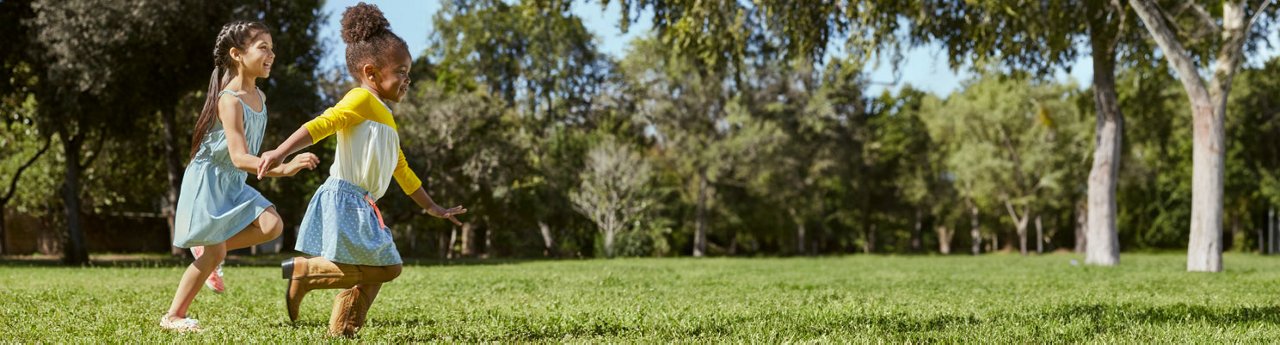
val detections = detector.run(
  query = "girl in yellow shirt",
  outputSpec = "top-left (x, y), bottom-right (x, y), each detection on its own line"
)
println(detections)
top-left (257, 2), bottom-right (465, 337)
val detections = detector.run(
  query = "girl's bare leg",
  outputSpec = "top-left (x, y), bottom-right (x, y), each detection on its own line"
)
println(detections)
top-left (166, 242), bottom-right (226, 319)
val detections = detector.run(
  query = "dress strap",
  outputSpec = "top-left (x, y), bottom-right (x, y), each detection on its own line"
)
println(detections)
top-left (216, 89), bottom-right (264, 113)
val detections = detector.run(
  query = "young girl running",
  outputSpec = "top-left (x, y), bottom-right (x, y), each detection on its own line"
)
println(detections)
top-left (161, 21), bottom-right (320, 332)
top-left (257, 2), bottom-right (466, 337)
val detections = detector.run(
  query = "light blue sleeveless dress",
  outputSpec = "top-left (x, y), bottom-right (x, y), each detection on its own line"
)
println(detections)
top-left (173, 90), bottom-right (273, 248)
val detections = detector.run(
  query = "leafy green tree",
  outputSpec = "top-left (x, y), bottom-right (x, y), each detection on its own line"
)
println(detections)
top-left (23, 0), bottom-right (241, 264)
top-left (428, 0), bottom-right (609, 257)
top-left (921, 74), bottom-right (1089, 255)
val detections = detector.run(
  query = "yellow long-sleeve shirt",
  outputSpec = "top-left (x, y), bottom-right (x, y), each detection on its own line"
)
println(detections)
top-left (304, 88), bottom-right (421, 199)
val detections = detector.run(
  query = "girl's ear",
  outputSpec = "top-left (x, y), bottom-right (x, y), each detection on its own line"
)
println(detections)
top-left (229, 47), bottom-right (243, 66)
top-left (361, 63), bottom-right (378, 83)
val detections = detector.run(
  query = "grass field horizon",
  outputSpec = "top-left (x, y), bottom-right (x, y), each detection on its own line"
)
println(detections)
top-left (2, 252), bottom-right (1278, 342)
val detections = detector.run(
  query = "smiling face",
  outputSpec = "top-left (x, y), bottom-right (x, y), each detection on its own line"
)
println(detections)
top-left (361, 45), bottom-right (411, 103)
top-left (232, 31), bottom-right (275, 79)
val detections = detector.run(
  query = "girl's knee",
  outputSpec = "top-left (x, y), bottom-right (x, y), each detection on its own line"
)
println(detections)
top-left (260, 209), bottom-right (284, 239)
top-left (388, 265), bottom-right (401, 279)
top-left (372, 265), bottom-right (401, 282)
top-left (265, 219), bottom-right (283, 239)
top-left (207, 246), bottom-right (227, 261)
top-left (194, 246), bottom-right (226, 268)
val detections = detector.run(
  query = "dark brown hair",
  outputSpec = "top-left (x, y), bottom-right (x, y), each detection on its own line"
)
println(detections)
top-left (189, 21), bottom-right (270, 160)
top-left (341, 2), bottom-right (408, 81)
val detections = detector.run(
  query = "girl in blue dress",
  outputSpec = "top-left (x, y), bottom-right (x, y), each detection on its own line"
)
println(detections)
top-left (160, 21), bottom-right (320, 332)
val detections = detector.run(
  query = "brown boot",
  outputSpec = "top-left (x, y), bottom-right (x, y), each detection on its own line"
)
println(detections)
top-left (327, 287), bottom-right (370, 337)
top-left (283, 257), bottom-right (361, 323)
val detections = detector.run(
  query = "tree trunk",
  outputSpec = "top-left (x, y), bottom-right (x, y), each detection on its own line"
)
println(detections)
top-left (1266, 208), bottom-right (1274, 254)
top-left (538, 221), bottom-right (556, 257)
top-left (863, 224), bottom-right (877, 253)
top-left (1130, 0), bottom-right (1254, 272)
top-left (1085, 12), bottom-right (1124, 265)
top-left (936, 225), bottom-right (953, 254)
top-left (603, 224), bottom-right (616, 258)
top-left (1075, 200), bottom-right (1088, 253)
top-left (482, 223), bottom-right (491, 259)
top-left (911, 208), bottom-right (923, 252)
top-left (789, 207), bottom-right (805, 255)
top-left (0, 210), bottom-right (6, 255)
top-left (693, 168), bottom-right (708, 257)
top-left (59, 131), bottom-right (89, 265)
top-left (460, 222), bottom-right (475, 257)
top-left (444, 227), bottom-right (456, 259)
top-left (1003, 200), bottom-right (1031, 256)
top-left (969, 200), bottom-right (981, 255)
top-left (1035, 215), bottom-right (1044, 254)
top-left (159, 109), bottom-right (184, 257)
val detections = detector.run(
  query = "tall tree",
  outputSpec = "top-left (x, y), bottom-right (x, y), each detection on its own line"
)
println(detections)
top-left (23, 0), bottom-right (236, 264)
top-left (1128, 0), bottom-right (1275, 272)
top-left (429, 0), bottom-right (610, 256)
top-left (895, 0), bottom-right (1145, 265)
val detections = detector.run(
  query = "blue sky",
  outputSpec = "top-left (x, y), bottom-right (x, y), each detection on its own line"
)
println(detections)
top-left (317, 1), bottom-right (1280, 97)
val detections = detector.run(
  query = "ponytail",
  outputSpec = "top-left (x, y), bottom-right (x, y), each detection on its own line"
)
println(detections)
top-left (188, 66), bottom-right (226, 160)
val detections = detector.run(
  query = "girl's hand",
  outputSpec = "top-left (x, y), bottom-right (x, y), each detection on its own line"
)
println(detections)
top-left (426, 205), bottom-right (467, 226)
top-left (257, 149), bottom-right (286, 179)
top-left (283, 152), bottom-right (320, 177)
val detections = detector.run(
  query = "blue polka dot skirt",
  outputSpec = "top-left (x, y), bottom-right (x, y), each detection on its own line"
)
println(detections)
top-left (295, 177), bottom-right (402, 266)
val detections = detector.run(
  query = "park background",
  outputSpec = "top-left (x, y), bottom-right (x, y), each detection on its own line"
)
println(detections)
top-left (5, 0), bottom-right (1280, 341)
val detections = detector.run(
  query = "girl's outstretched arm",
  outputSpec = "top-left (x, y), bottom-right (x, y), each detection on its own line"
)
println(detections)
top-left (408, 186), bottom-right (467, 226)
top-left (218, 95), bottom-right (318, 178)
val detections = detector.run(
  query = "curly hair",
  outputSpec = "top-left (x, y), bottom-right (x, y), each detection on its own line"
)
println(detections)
top-left (341, 2), bottom-right (408, 81)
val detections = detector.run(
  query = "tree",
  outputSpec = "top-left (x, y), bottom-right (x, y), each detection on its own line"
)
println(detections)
top-left (1128, 0), bottom-right (1275, 272)
top-left (429, 0), bottom-right (609, 257)
top-left (920, 74), bottom-right (1089, 256)
top-left (570, 137), bottom-right (652, 257)
top-left (899, 0), bottom-right (1146, 265)
top-left (23, 0), bottom-right (239, 264)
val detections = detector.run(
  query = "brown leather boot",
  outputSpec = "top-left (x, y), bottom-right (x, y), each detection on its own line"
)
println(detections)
top-left (327, 287), bottom-right (370, 337)
top-left (283, 257), bottom-right (361, 323)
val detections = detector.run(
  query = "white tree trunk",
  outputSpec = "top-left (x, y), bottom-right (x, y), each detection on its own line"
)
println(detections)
top-left (538, 221), bottom-right (556, 257)
top-left (936, 225), bottom-right (953, 254)
top-left (969, 201), bottom-right (981, 255)
top-left (1076, 201), bottom-right (1088, 253)
top-left (1130, 0), bottom-right (1253, 272)
top-left (693, 169), bottom-right (708, 257)
top-left (1084, 0), bottom-right (1126, 267)
top-left (1035, 215), bottom-right (1044, 254)
top-left (1085, 42), bottom-right (1123, 265)
top-left (1003, 200), bottom-right (1031, 256)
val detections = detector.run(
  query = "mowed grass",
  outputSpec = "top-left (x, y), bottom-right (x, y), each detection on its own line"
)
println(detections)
top-left (1, 253), bottom-right (1279, 342)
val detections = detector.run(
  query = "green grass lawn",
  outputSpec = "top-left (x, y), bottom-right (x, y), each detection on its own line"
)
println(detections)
top-left (1, 252), bottom-right (1279, 342)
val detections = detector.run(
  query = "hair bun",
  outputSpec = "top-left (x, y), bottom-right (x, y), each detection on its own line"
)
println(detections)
top-left (341, 2), bottom-right (391, 44)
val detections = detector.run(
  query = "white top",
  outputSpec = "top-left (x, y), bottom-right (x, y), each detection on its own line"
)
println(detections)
top-left (304, 88), bottom-right (422, 201)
